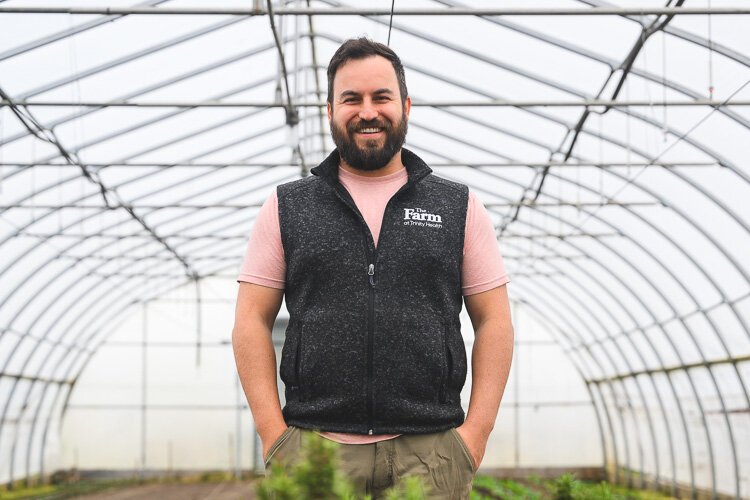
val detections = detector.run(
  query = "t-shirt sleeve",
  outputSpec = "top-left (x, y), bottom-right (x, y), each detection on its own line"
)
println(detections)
top-left (236, 190), bottom-right (286, 289)
top-left (462, 190), bottom-right (510, 296)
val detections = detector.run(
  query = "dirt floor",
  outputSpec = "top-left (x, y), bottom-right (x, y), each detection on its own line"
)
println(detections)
top-left (76, 481), bottom-right (258, 499)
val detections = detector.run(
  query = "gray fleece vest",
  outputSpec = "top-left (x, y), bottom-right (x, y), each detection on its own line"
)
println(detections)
top-left (277, 148), bottom-right (469, 435)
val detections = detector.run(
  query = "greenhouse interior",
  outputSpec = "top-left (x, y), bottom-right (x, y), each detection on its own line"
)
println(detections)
top-left (0, 1), bottom-right (749, 499)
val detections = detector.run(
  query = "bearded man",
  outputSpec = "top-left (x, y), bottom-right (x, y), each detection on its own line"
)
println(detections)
top-left (233, 37), bottom-right (514, 499)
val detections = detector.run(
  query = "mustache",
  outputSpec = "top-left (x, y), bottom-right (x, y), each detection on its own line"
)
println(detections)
top-left (347, 119), bottom-right (391, 133)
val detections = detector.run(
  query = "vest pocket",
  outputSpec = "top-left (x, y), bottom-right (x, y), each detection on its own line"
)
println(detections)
top-left (440, 323), bottom-right (452, 404)
top-left (294, 326), bottom-right (305, 401)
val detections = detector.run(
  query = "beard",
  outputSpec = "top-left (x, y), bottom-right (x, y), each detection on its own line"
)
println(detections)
top-left (330, 110), bottom-right (408, 172)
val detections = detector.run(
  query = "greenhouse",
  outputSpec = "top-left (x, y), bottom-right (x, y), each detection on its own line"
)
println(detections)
top-left (0, 1), bottom-right (748, 499)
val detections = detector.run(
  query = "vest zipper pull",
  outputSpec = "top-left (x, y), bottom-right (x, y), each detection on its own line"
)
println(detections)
top-left (368, 264), bottom-right (376, 287)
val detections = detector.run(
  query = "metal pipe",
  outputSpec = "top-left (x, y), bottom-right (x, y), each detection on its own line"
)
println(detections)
top-left (3, 98), bottom-right (746, 107)
top-left (0, 6), bottom-right (747, 15)
top-left (0, 161), bottom-right (719, 168)
top-left (0, 201), bottom-right (662, 209)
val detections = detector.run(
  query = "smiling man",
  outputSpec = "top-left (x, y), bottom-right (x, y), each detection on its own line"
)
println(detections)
top-left (233, 38), bottom-right (514, 499)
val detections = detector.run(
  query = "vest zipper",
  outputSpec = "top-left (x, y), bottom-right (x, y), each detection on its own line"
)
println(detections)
top-left (367, 263), bottom-right (376, 434)
top-left (329, 177), bottom-right (415, 435)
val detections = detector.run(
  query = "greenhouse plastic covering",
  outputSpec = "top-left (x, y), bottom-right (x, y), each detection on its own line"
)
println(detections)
top-left (0, 1), bottom-right (748, 498)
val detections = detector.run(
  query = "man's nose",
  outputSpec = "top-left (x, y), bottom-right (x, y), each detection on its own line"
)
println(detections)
top-left (358, 101), bottom-right (378, 121)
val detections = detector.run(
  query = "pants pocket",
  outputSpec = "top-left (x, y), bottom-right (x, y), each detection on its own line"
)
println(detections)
top-left (450, 428), bottom-right (477, 473)
top-left (263, 426), bottom-right (295, 465)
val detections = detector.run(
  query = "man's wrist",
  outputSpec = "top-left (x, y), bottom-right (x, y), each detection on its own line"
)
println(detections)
top-left (257, 419), bottom-right (288, 442)
top-left (462, 417), bottom-right (493, 438)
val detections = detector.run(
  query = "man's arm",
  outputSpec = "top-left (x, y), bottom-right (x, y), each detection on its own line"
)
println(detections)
top-left (456, 284), bottom-right (514, 469)
top-left (232, 282), bottom-right (287, 459)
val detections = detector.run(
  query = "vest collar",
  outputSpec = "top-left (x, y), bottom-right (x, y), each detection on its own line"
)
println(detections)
top-left (311, 148), bottom-right (432, 187)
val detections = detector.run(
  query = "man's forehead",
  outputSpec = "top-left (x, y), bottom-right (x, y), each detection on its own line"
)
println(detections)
top-left (333, 56), bottom-right (399, 95)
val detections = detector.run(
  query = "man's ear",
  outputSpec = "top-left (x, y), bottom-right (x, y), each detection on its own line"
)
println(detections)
top-left (403, 96), bottom-right (411, 119)
top-left (327, 101), bottom-right (332, 121)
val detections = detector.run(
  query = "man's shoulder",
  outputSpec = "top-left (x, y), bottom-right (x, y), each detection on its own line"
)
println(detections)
top-left (422, 172), bottom-right (469, 195)
top-left (277, 175), bottom-right (323, 200)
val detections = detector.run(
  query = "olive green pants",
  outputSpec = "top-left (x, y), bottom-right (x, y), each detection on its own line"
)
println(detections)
top-left (264, 426), bottom-right (477, 499)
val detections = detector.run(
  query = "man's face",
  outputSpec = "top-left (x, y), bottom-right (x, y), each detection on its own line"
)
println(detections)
top-left (328, 55), bottom-right (411, 171)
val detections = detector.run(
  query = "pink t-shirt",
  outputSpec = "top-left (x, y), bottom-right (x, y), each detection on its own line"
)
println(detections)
top-left (238, 166), bottom-right (510, 444)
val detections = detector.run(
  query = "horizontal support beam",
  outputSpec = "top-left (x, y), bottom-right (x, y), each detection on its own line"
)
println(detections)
top-left (0, 161), bottom-right (719, 168)
top-left (66, 400), bottom-right (590, 411)
top-left (67, 404), bottom-right (246, 410)
top-left (487, 201), bottom-right (661, 208)
top-left (3, 99), bottom-right (746, 108)
top-left (568, 290), bottom-right (750, 352)
top-left (19, 232), bottom-right (247, 241)
top-left (1, 201), bottom-right (661, 210)
top-left (0, 373), bottom-right (74, 385)
top-left (587, 353), bottom-right (750, 384)
top-left (502, 232), bottom-right (620, 238)
top-left (60, 255), bottom-right (239, 262)
top-left (0, 7), bottom-right (746, 16)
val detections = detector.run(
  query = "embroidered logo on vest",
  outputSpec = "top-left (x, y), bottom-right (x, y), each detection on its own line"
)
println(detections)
top-left (403, 208), bottom-right (443, 228)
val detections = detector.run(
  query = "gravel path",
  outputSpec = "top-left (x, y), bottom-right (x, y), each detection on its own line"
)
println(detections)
top-left (75, 481), bottom-right (258, 499)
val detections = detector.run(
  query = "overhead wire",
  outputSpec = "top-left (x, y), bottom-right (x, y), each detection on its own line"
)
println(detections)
top-left (0, 85), bottom-right (199, 279)
top-left (517, 75), bottom-right (750, 276)
top-left (498, 0), bottom-right (685, 235)
top-left (266, 0), bottom-right (307, 170)
top-left (387, 0), bottom-right (396, 46)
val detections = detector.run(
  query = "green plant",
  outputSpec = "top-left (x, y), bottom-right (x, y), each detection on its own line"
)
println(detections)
top-left (471, 475), bottom-right (541, 500)
top-left (256, 430), bottom-right (430, 499)
top-left (552, 472), bottom-right (579, 500)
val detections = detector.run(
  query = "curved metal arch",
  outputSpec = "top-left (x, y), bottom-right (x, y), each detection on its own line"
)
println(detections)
top-left (512, 289), bottom-right (619, 484)
top-left (0, 132), bottom-right (295, 321)
top-left (32, 274), bottom-right (199, 481)
top-left (1, 8), bottom-right (748, 197)
top-left (4, 27), bottom-right (748, 264)
top-left (2, 95), bottom-right (748, 498)
top-left (35, 311), bottom-right (135, 481)
top-left (0, 1), bottom-right (169, 63)
top-left (0, 39), bottom-right (294, 153)
top-left (420, 138), bottom-right (738, 496)
top-left (447, 156), bottom-right (746, 496)
top-left (314, 2), bottom-right (750, 146)
top-left (407, 90), bottom-right (750, 458)
top-left (427, 158), bottom-right (687, 491)
top-left (433, 0), bottom-right (750, 132)
top-left (318, 26), bottom-right (750, 199)
top-left (0, 4), bottom-right (748, 496)
top-left (472, 175), bottom-right (740, 497)
top-left (1, 83), bottom-right (281, 186)
top-left (579, 0), bottom-right (750, 69)
top-left (10, 203), bottom-right (288, 481)
top-left (414, 109), bottom-right (750, 362)
top-left (513, 296), bottom-right (611, 473)
top-left (405, 94), bottom-right (750, 437)
top-left (0, 155), bottom-right (297, 404)
top-left (0, 126), bottom-right (290, 311)
top-left (15, 259), bottom-right (237, 481)
top-left (0, 155), bottom-right (292, 378)
top-left (416, 143), bottom-right (684, 490)
top-left (0, 151), bottom-right (297, 461)
top-left (509, 278), bottom-right (632, 487)
top-left (0, 153), bottom-right (648, 488)
top-left (23, 223), bottom-right (626, 493)
top-left (15, 17), bottom-right (252, 101)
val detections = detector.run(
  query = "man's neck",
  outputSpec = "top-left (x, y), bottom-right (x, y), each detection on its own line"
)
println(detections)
top-left (339, 150), bottom-right (405, 177)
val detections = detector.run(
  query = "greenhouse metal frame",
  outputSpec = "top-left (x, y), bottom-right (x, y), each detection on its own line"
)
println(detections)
top-left (0, 1), bottom-right (748, 498)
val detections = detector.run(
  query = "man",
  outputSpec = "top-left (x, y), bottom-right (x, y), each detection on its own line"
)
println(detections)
top-left (233, 37), bottom-right (514, 499)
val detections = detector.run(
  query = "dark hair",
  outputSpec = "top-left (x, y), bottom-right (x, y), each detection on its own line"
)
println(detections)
top-left (327, 37), bottom-right (408, 107)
